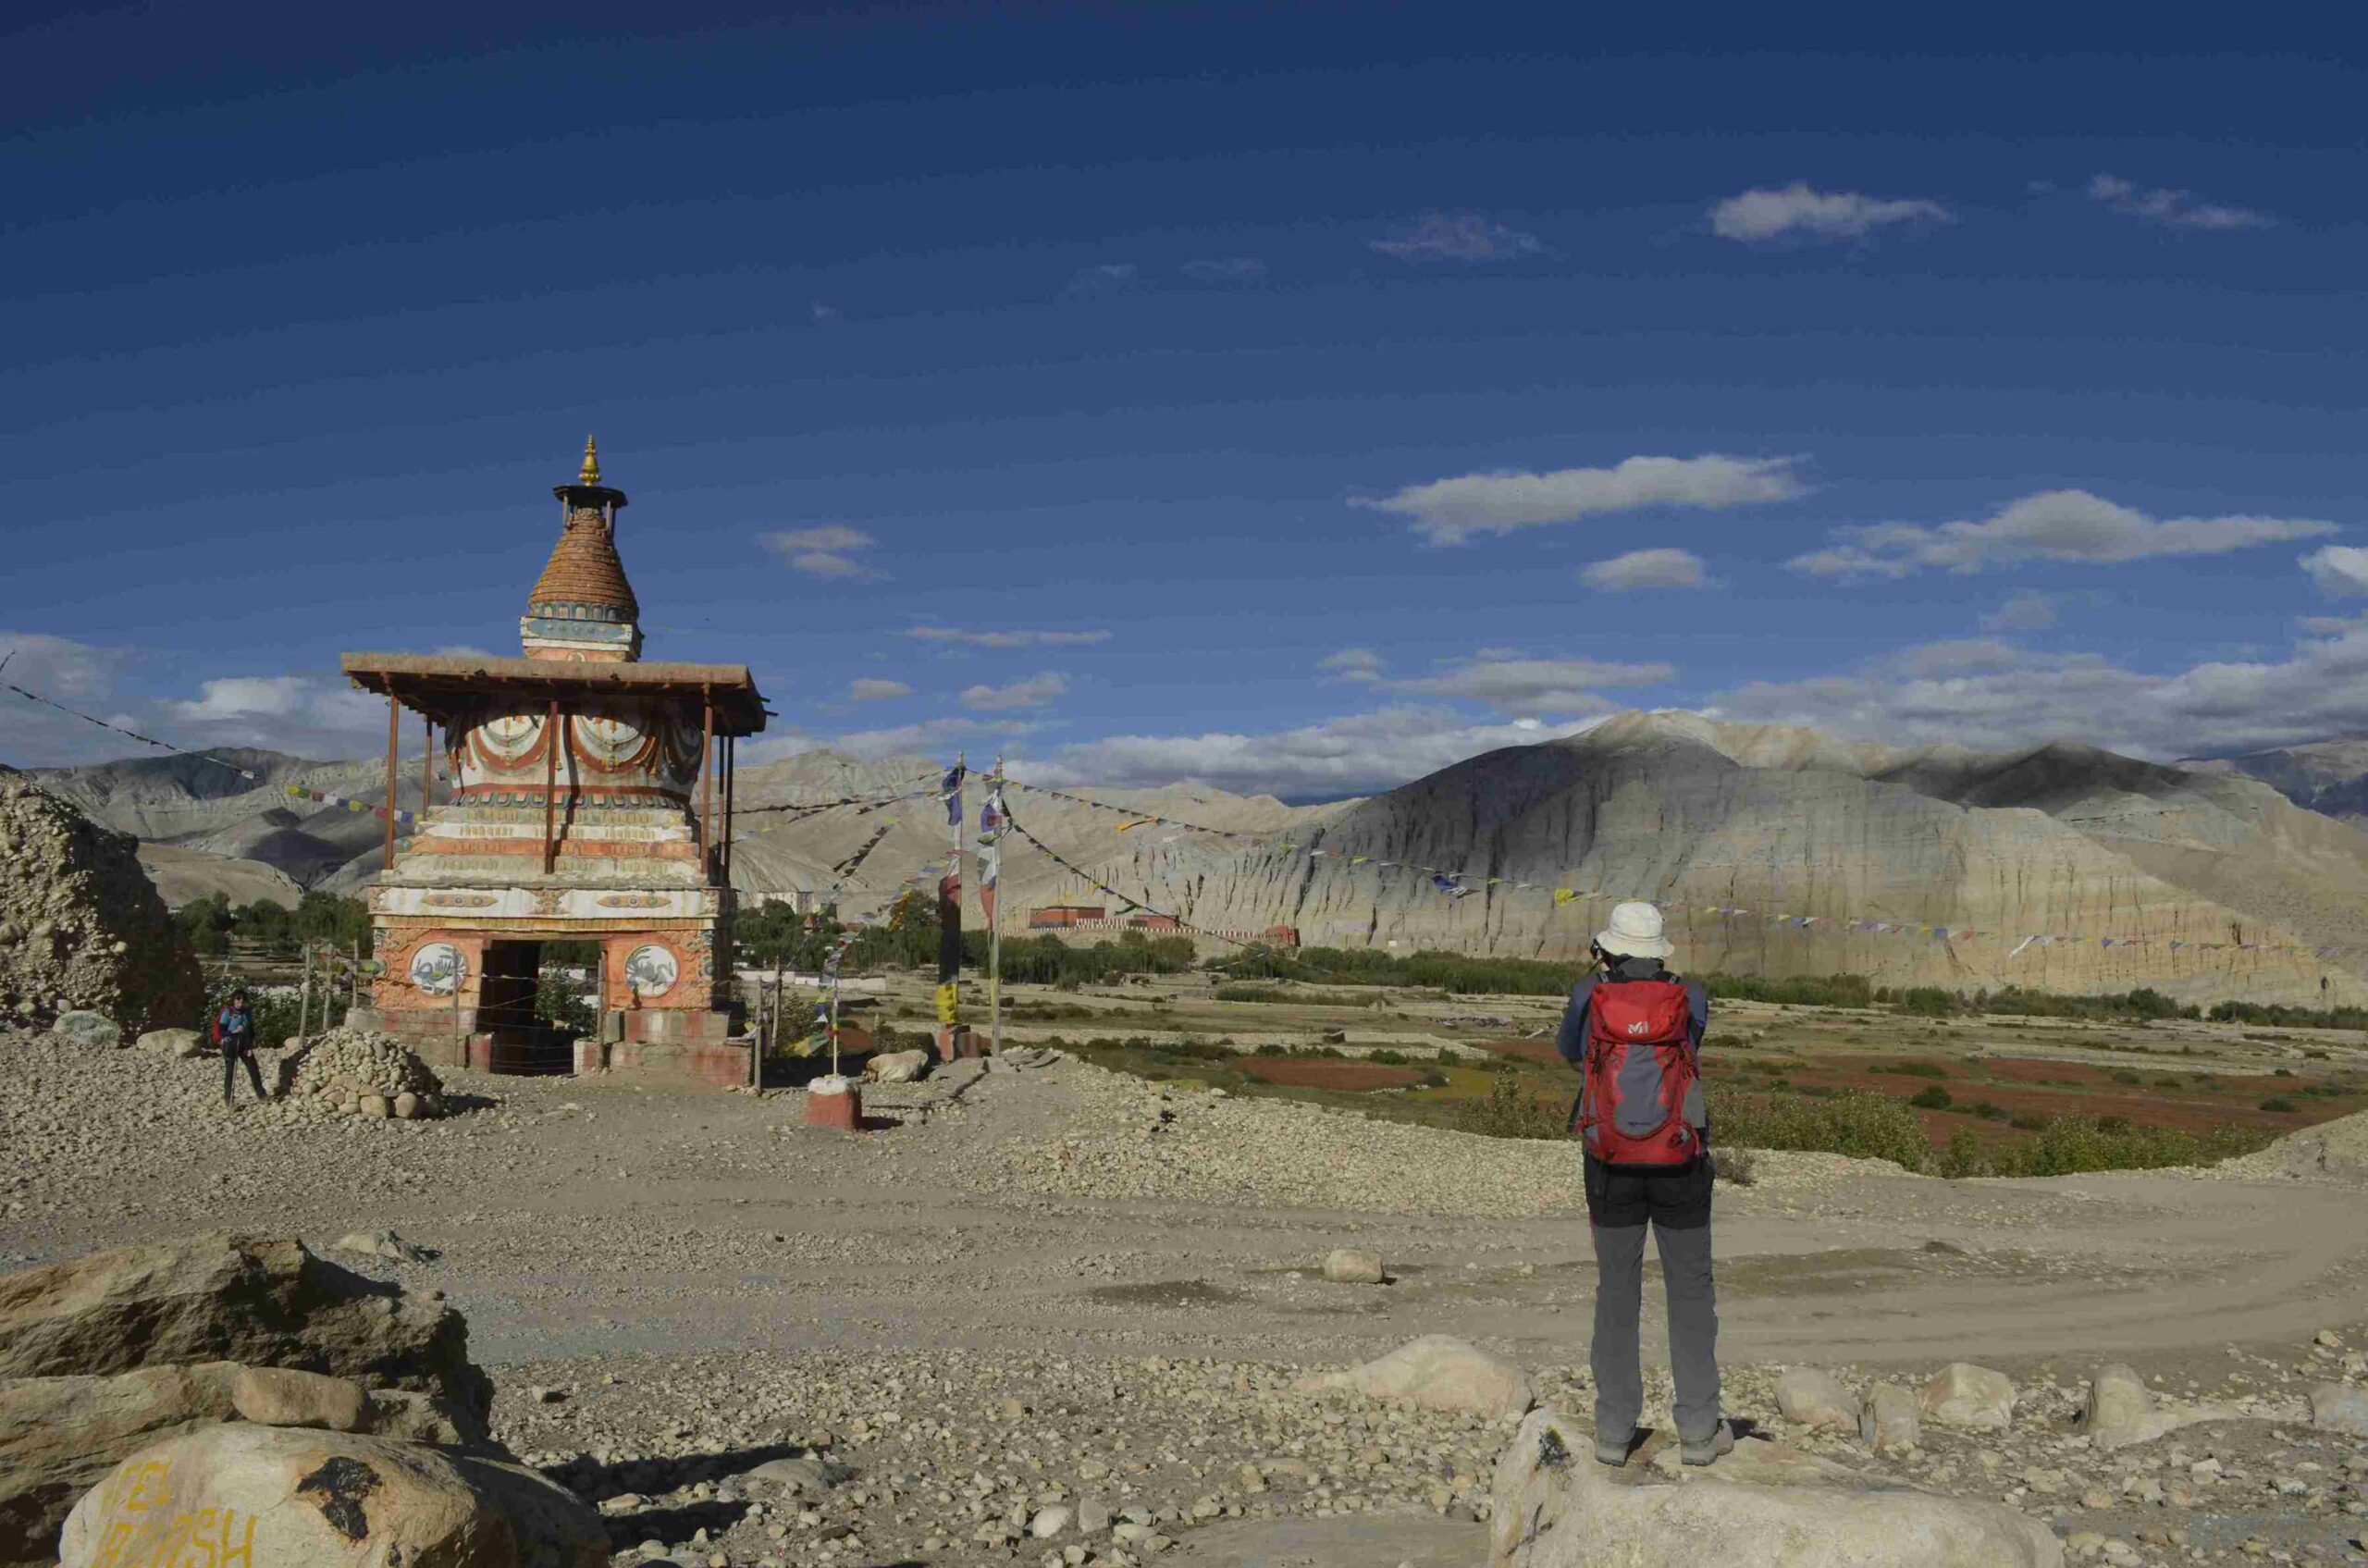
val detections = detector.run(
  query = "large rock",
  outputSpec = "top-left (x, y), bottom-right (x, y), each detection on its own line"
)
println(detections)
top-left (0, 773), bottom-right (204, 1033)
top-left (1858, 1382), bottom-right (1919, 1455)
top-left (50, 1011), bottom-right (120, 1048)
top-left (231, 1367), bottom-right (367, 1432)
top-left (1918, 1362), bottom-right (2015, 1430)
top-left (1294, 1334), bottom-right (1533, 1419)
top-left (136, 1028), bottom-right (204, 1058)
top-left (1322, 1249), bottom-right (1387, 1285)
top-left (0, 1364), bottom-right (239, 1567)
top-left (58, 1425), bottom-right (606, 1568)
top-left (2074, 1364), bottom-right (2239, 1450)
top-left (863, 1049), bottom-right (931, 1084)
top-left (0, 1235), bottom-right (490, 1434)
top-left (1488, 1407), bottom-right (2063, 1567)
top-left (1774, 1367), bottom-right (1856, 1432)
top-left (2307, 1382), bottom-right (2368, 1437)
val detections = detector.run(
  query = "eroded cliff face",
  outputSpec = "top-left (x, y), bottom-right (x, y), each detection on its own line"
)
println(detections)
top-left (1091, 720), bottom-right (2366, 1006)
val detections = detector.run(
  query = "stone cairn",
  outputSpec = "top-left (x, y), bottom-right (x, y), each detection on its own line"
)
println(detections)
top-left (284, 1025), bottom-right (448, 1119)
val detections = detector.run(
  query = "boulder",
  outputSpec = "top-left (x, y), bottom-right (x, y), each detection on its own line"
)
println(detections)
top-left (0, 1235), bottom-right (490, 1438)
top-left (0, 1363), bottom-right (240, 1566)
top-left (2308, 1382), bottom-right (2368, 1437)
top-left (741, 1453), bottom-right (850, 1497)
top-left (231, 1367), bottom-right (366, 1433)
top-left (1858, 1382), bottom-right (1919, 1455)
top-left (1293, 1334), bottom-right (1533, 1419)
top-left (1321, 1249), bottom-right (1387, 1285)
top-left (57, 1425), bottom-right (606, 1568)
top-left (1918, 1363), bottom-right (2015, 1430)
top-left (136, 1028), bottom-right (204, 1057)
top-left (1775, 1367), bottom-right (1856, 1432)
top-left (863, 1049), bottom-right (931, 1084)
top-left (1489, 1407), bottom-right (2063, 1568)
top-left (50, 1011), bottom-right (120, 1048)
top-left (361, 1389), bottom-right (480, 1448)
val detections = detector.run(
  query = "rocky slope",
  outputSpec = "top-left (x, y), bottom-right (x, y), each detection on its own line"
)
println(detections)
top-left (30, 747), bottom-right (436, 903)
top-left (2181, 735), bottom-right (2368, 822)
top-left (1063, 713), bottom-right (2368, 1006)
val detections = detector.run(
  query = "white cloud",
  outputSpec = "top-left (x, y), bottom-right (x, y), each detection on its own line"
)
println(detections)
top-left (1789, 489), bottom-right (2337, 579)
top-left (1317, 648), bottom-right (1386, 684)
top-left (0, 634), bottom-right (133, 765)
top-left (1013, 707), bottom-right (1611, 798)
top-left (1980, 591), bottom-right (2059, 633)
top-left (1713, 620), bottom-right (2368, 760)
top-left (1361, 454), bottom-right (1805, 545)
top-left (762, 525), bottom-right (882, 580)
top-left (1579, 548), bottom-right (1711, 591)
top-left (1894, 638), bottom-right (2024, 677)
top-left (810, 302), bottom-right (839, 321)
top-left (2302, 545), bottom-right (2368, 597)
top-left (1400, 656), bottom-right (1673, 713)
top-left (902, 626), bottom-right (1111, 649)
top-left (173, 676), bottom-right (311, 720)
top-left (427, 644), bottom-right (496, 661)
top-left (1066, 264), bottom-right (1141, 293)
top-left (1367, 213), bottom-right (1548, 263)
top-left (1709, 183), bottom-right (1952, 242)
top-left (846, 678), bottom-right (913, 701)
top-left (2089, 173), bottom-right (2270, 231)
top-left (831, 715), bottom-right (1042, 761)
top-left (1181, 257), bottom-right (1267, 283)
top-left (959, 672), bottom-right (1068, 711)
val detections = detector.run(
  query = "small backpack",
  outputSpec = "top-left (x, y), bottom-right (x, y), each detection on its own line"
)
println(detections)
top-left (1573, 977), bottom-right (1702, 1167)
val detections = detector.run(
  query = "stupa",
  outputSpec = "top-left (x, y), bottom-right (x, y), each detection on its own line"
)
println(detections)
top-left (340, 439), bottom-right (769, 1086)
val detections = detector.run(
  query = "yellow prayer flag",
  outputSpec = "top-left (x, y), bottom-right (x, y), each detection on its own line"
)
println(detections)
top-left (1553, 887), bottom-right (1579, 907)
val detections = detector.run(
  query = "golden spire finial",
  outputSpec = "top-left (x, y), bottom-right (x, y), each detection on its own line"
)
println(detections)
top-left (578, 435), bottom-right (601, 486)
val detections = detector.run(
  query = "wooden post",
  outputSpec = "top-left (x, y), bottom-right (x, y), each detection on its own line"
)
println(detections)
top-left (420, 712), bottom-right (433, 824)
top-left (299, 945), bottom-right (313, 1041)
top-left (698, 688), bottom-right (715, 881)
top-left (722, 735), bottom-right (735, 882)
top-left (383, 693), bottom-right (400, 870)
top-left (541, 698), bottom-right (561, 875)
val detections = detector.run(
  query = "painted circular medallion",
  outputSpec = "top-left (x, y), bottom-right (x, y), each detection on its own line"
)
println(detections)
top-left (409, 942), bottom-right (465, 995)
top-left (623, 944), bottom-right (680, 997)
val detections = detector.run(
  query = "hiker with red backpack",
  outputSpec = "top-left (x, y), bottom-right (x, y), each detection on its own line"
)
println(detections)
top-left (1557, 900), bottom-right (1731, 1467)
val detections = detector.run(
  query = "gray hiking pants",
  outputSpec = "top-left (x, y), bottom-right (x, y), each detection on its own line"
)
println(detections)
top-left (1586, 1155), bottom-right (1720, 1446)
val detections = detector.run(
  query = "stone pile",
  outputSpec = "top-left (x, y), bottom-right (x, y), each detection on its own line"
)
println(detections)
top-left (0, 772), bottom-right (201, 1035)
top-left (283, 1025), bottom-right (448, 1119)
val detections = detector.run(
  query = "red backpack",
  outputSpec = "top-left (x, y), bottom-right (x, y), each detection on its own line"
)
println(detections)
top-left (1574, 978), bottom-right (1702, 1167)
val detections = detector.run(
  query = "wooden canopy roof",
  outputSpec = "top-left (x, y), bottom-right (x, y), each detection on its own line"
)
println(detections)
top-left (341, 653), bottom-right (770, 735)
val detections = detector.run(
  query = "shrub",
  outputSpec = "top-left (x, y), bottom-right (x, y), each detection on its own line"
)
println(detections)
top-left (1706, 1086), bottom-right (1930, 1168)
top-left (2111, 1069), bottom-right (2141, 1084)
top-left (1715, 1148), bottom-right (1758, 1186)
top-left (1898, 988), bottom-right (1955, 1018)
top-left (1937, 1128), bottom-right (1986, 1179)
top-left (1872, 1061), bottom-right (1949, 1080)
top-left (1908, 1085), bottom-right (1953, 1110)
top-left (2010, 1110), bottom-right (2047, 1131)
top-left (2274, 1068), bottom-right (2295, 1078)
top-left (1418, 1069), bottom-right (1449, 1089)
top-left (1974, 1101), bottom-right (2008, 1121)
top-left (2261, 1096), bottom-right (2299, 1114)
top-left (1445, 1076), bottom-right (1570, 1141)
top-left (1215, 984), bottom-right (1289, 1003)
top-left (1979, 1117), bottom-right (2272, 1178)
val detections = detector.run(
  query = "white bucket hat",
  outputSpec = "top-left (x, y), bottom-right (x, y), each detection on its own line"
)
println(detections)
top-left (1595, 899), bottom-right (1673, 959)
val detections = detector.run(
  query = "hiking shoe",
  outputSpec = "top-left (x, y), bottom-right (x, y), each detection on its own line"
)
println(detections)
top-left (1595, 1428), bottom-right (1634, 1466)
top-left (1681, 1421), bottom-right (1735, 1467)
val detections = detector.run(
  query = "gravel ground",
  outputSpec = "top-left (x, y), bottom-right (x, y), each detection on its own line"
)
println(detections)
top-left (12, 1022), bottom-right (2368, 1566)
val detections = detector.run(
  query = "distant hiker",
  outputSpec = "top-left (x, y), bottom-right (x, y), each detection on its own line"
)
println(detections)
top-left (212, 989), bottom-right (268, 1109)
top-left (1556, 900), bottom-right (1729, 1466)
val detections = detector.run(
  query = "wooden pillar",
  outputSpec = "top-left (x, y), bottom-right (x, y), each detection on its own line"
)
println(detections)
top-left (699, 687), bottom-right (715, 882)
top-left (420, 712), bottom-right (433, 823)
top-left (722, 735), bottom-right (735, 882)
top-left (541, 698), bottom-right (561, 875)
top-left (382, 692), bottom-right (400, 870)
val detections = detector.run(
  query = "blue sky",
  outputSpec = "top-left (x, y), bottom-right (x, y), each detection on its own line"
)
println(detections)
top-left (6, 5), bottom-right (2368, 798)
